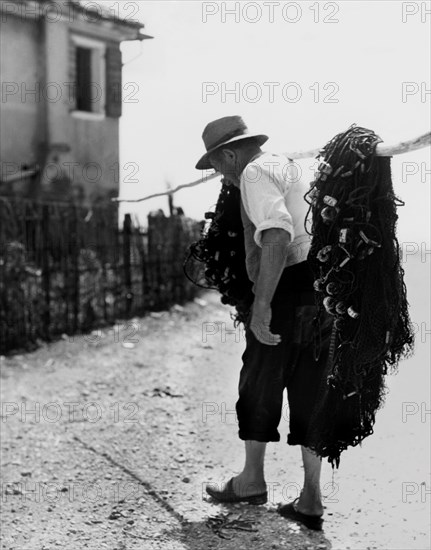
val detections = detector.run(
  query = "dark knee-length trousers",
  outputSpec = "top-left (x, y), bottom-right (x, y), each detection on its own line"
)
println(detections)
top-left (236, 261), bottom-right (333, 445)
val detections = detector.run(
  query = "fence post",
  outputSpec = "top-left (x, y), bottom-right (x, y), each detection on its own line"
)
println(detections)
top-left (168, 193), bottom-right (174, 216)
top-left (41, 204), bottom-right (51, 339)
top-left (123, 213), bottom-right (132, 315)
top-left (139, 229), bottom-right (148, 312)
top-left (71, 205), bottom-right (80, 334)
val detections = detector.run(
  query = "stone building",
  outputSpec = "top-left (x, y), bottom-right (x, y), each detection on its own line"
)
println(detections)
top-left (0, 0), bottom-right (151, 205)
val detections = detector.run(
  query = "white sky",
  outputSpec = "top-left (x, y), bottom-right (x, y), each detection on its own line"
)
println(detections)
top-left (103, 0), bottom-right (430, 244)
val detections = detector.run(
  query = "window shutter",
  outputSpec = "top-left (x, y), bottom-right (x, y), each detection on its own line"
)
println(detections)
top-left (106, 46), bottom-right (123, 118)
top-left (69, 39), bottom-right (77, 110)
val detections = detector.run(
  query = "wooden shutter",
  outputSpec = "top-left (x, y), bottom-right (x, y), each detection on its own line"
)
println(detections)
top-left (69, 39), bottom-right (77, 110)
top-left (105, 46), bottom-right (123, 118)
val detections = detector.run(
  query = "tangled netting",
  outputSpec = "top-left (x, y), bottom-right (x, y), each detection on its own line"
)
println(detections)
top-left (183, 182), bottom-right (254, 325)
top-left (304, 124), bottom-right (415, 466)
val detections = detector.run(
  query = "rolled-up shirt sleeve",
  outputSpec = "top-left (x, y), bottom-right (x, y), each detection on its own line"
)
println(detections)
top-left (240, 161), bottom-right (294, 248)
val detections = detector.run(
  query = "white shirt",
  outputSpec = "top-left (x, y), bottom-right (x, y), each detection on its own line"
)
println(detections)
top-left (239, 152), bottom-right (311, 285)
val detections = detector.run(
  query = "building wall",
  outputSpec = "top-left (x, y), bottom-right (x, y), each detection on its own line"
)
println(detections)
top-left (1, 12), bottom-right (122, 204)
top-left (0, 16), bottom-right (45, 171)
top-left (71, 114), bottom-right (119, 203)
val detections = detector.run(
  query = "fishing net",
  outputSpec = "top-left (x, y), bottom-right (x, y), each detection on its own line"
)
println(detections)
top-left (184, 124), bottom-right (415, 466)
top-left (183, 181), bottom-right (254, 325)
top-left (303, 124), bottom-right (415, 466)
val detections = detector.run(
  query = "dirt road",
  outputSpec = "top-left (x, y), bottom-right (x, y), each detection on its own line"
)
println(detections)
top-left (1, 255), bottom-right (429, 550)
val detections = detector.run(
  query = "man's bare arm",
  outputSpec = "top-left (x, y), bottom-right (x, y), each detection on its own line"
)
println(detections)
top-left (250, 228), bottom-right (291, 345)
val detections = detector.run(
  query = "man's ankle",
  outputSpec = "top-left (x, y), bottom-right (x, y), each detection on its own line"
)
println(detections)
top-left (237, 471), bottom-right (265, 484)
top-left (233, 475), bottom-right (266, 495)
top-left (296, 491), bottom-right (323, 515)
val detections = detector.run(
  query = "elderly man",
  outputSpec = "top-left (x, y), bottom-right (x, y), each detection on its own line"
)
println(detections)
top-left (195, 116), bottom-right (331, 530)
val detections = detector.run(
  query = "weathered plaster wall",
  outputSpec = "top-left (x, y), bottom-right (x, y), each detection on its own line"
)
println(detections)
top-left (1, 12), bottom-right (122, 204)
top-left (0, 16), bottom-right (45, 170)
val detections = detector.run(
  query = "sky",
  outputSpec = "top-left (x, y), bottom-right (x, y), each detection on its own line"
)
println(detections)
top-left (101, 0), bottom-right (430, 244)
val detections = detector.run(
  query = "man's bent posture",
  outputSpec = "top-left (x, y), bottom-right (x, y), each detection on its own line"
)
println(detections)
top-left (195, 116), bottom-right (332, 530)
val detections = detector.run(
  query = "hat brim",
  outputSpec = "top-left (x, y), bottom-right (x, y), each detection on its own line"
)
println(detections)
top-left (195, 133), bottom-right (269, 170)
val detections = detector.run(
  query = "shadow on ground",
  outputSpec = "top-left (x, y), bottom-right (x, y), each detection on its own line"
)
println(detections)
top-left (170, 504), bottom-right (333, 550)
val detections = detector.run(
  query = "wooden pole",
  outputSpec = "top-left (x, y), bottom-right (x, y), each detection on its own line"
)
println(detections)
top-left (285, 130), bottom-right (431, 159)
top-left (112, 173), bottom-right (219, 204)
top-left (374, 131), bottom-right (431, 157)
top-left (113, 131), bottom-right (430, 204)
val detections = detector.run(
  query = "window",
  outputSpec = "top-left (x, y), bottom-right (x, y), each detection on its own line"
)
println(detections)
top-left (76, 47), bottom-right (93, 112)
top-left (70, 36), bottom-right (123, 119)
top-left (70, 35), bottom-right (106, 118)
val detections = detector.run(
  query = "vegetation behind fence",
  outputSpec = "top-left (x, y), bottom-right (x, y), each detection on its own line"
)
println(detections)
top-left (0, 197), bottom-right (203, 354)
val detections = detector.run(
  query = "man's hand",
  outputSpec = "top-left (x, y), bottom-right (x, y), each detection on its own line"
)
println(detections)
top-left (249, 300), bottom-right (281, 346)
top-left (249, 228), bottom-right (290, 345)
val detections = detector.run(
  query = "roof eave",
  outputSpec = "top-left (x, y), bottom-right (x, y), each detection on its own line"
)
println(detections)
top-left (69, 1), bottom-right (148, 32)
top-left (130, 32), bottom-right (154, 42)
